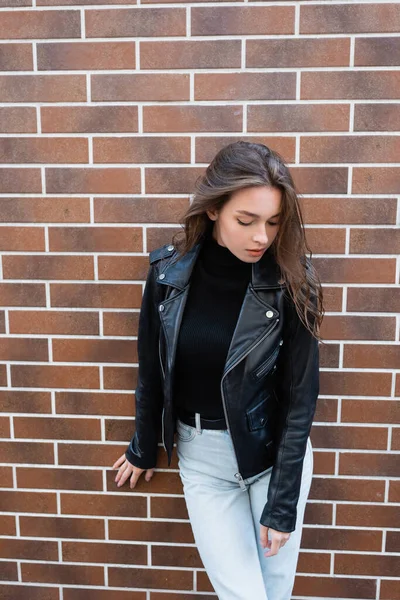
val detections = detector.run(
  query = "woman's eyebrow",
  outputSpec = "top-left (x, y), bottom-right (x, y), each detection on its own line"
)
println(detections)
top-left (235, 210), bottom-right (281, 218)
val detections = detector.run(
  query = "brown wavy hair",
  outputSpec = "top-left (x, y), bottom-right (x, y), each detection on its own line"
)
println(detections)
top-left (171, 141), bottom-right (325, 342)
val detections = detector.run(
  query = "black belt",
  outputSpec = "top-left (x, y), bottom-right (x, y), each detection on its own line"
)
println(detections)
top-left (177, 408), bottom-right (227, 430)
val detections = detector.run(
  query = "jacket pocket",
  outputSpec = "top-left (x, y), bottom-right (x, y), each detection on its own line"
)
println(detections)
top-left (252, 344), bottom-right (281, 380)
top-left (246, 395), bottom-right (269, 431)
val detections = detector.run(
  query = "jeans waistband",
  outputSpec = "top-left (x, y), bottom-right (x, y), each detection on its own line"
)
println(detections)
top-left (177, 408), bottom-right (227, 431)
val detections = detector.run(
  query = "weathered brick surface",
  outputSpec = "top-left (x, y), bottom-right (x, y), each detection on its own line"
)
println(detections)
top-left (0, 2), bottom-right (398, 598)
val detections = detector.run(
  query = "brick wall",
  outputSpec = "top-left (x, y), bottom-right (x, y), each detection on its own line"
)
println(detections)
top-left (0, 1), bottom-right (399, 598)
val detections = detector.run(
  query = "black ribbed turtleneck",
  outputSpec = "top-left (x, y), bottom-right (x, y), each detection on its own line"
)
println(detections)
top-left (173, 227), bottom-right (252, 420)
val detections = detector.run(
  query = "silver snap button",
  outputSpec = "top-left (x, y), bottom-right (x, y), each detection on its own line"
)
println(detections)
top-left (159, 273), bottom-right (165, 280)
top-left (159, 304), bottom-right (165, 312)
top-left (266, 310), bottom-right (273, 318)
top-left (260, 417), bottom-right (266, 425)
top-left (279, 340), bottom-right (283, 346)
top-left (167, 245), bottom-right (174, 251)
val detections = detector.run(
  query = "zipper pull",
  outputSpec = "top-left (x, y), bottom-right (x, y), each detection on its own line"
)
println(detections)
top-left (235, 472), bottom-right (247, 491)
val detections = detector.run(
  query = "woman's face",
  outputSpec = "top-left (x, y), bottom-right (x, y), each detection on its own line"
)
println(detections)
top-left (206, 186), bottom-right (282, 263)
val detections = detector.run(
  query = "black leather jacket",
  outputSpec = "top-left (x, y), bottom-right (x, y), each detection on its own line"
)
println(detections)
top-left (126, 237), bottom-right (320, 533)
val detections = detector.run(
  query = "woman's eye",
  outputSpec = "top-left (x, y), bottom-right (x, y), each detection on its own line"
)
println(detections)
top-left (237, 219), bottom-right (279, 227)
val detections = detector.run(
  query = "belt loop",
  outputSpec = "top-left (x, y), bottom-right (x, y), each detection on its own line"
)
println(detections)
top-left (195, 412), bottom-right (202, 435)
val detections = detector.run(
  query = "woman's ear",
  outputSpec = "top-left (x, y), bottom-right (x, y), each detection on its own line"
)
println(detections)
top-left (206, 208), bottom-right (218, 221)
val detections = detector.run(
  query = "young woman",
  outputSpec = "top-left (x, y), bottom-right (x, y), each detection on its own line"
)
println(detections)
top-left (113, 141), bottom-right (325, 600)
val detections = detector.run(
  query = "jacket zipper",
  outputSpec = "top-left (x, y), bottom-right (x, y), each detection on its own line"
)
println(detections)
top-left (254, 344), bottom-right (280, 380)
top-left (220, 317), bottom-right (279, 491)
top-left (159, 335), bottom-right (167, 452)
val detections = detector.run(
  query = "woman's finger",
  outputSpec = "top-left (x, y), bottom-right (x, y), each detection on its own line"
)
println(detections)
top-left (117, 464), bottom-right (133, 487)
top-left (112, 453), bottom-right (126, 470)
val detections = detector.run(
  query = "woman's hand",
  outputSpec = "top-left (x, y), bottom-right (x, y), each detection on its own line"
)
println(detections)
top-left (260, 524), bottom-right (290, 557)
top-left (112, 453), bottom-right (154, 489)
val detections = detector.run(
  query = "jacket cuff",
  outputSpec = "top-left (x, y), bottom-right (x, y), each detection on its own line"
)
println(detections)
top-left (259, 507), bottom-right (297, 534)
top-left (125, 434), bottom-right (157, 470)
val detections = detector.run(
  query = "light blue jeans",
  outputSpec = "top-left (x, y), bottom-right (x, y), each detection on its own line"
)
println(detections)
top-left (176, 416), bottom-right (314, 600)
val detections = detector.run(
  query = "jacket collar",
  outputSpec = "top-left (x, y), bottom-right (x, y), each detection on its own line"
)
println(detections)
top-left (159, 236), bottom-right (284, 291)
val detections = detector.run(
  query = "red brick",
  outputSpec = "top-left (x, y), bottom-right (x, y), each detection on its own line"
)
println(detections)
top-left (344, 344), bottom-right (400, 369)
top-left (51, 283), bottom-right (142, 309)
top-left (320, 371), bottom-right (391, 397)
top-left (41, 106), bottom-right (138, 133)
top-left (0, 390), bottom-right (51, 413)
top-left (311, 425), bottom-right (387, 450)
top-left (301, 197), bottom-right (397, 225)
top-left (0, 168), bottom-right (41, 193)
top-left (0, 337), bottom-right (48, 362)
top-left (342, 400), bottom-right (399, 425)
top-left (321, 316), bottom-right (394, 341)
top-left (0, 538), bottom-right (58, 561)
top-left (192, 6), bottom-right (294, 35)
top-left (355, 37), bottom-right (400, 66)
top-left (142, 40), bottom-right (240, 69)
top-left (0, 10), bottom-right (80, 39)
top-left (46, 168), bottom-right (141, 194)
top-left (144, 105), bottom-right (242, 133)
top-left (248, 104), bottom-right (349, 132)
top-left (17, 467), bottom-right (102, 491)
top-left (0, 441), bottom-right (53, 464)
top-left (108, 566), bottom-right (192, 591)
top-left (52, 338), bottom-right (137, 364)
top-left (61, 492), bottom-right (146, 518)
top-left (347, 287), bottom-right (400, 313)
top-left (0, 75), bottom-right (86, 102)
top-left (0, 43), bottom-right (33, 70)
top-left (301, 527), bottom-right (381, 552)
top-left (56, 391), bottom-right (133, 416)
top-left (289, 167), bottom-right (347, 194)
top-left (302, 71), bottom-right (400, 100)
top-left (0, 491), bottom-right (57, 513)
top-left (247, 38), bottom-right (349, 68)
top-left (293, 575), bottom-right (376, 599)
top-left (305, 228), bottom-right (346, 253)
top-left (0, 197), bottom-right (90, 223)
top-left (86, 8), bottom-right (186, 37)
top-left (0, 137), bottom-right (88, 164)
top-left (0, 226), bottom-right (44, 251)
top-left (93, 136), bottom-right (190, 164)
top-left (195, 72), bottom-right (295, 101)
top-left (314, 257), bottom-right (396, 284)
top-left (11, 365), bottom-right (99, 389)
top-left (14, 416), bottom-right (101, 440)
top-left (9, 310), bottom-right (99, 335)
top-left (353, 167), bottom-right (400, 194)
top-left (301, 3), bottom-right (400, 34)
top-left (350, 228), bottom-right (400, 254)
top-left (339, 453), bottom-right (399, 478)
top-left (98, 256), bottom-right (148, 281)
top-left (355, 103), bottom-right (400, 131)
top-left (49, 226), bottom-right (142, 252)
top-left (62, 541), bottom-right (147, 565)
top-left (145, 166), bottom-right (204, 194)
top-left (38, 42), bottom-right (135, 70)
top-left (64, 590), bottom-right (145, 600)
top-left (301, 135), bottom-right (400, 163)
top-left (92, 73), bottom-right (189, 102)
top-left (335, 553), bottom-right (399, 577)
top-left (0, 107), bottom-right (36, 133)
top-left (3, 255), bottom-right (94, 281)
top-left (0, 585), bottom-right (59, 600)
top-left (310, 477), bottom-right (384, 503)
top-left (20, 516), bottom-right (104, 539)
top-left (20, 562), bottom-right (104, 585)
top-left (94, 197), bottom-right (189, 224)
top-left (381, 580), bottom-right (400, 600)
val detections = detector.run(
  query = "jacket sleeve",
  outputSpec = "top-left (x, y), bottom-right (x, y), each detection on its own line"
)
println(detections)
top-left (259, 280), bottom-right (320, 533)
top-left (125, 260), bottom-right (164, 470)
